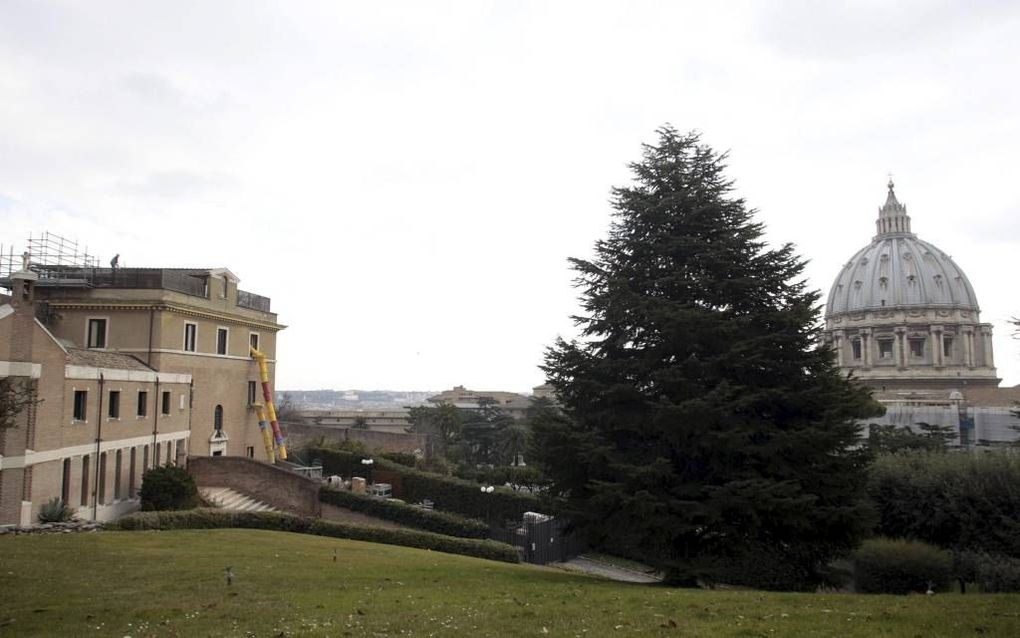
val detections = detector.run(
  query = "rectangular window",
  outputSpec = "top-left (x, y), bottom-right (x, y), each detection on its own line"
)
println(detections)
top-left (878, 338), bottom-right (894, 359)
top-left (249, 332), bottom-right (260, 351)
top-left (81, 455), bottom-right (90, 507)
top-left (128, 448), bottom-right (137, 496)
top-left (183, 323), bottom-right (197, 352)
top-left (943, 336), bottom-right (953, 358)
top-left (246, 446), bottom-right (255, 458)
top-left (216, 327), bottom-right (228, 355)
top-left (73, 390), bottom-right (88, 421)
top-left (61, 459), bottom-right (71, 505)
top-left (137, 391), bottom-right (148, 417)
top-left (108, 390), bottom-right (120, 419)
top-left (114, 450), bottom-right (123, 500)
top-left (180, 393), bottom-right (186, 410)
top-left (97, 452), bottom-right (107, 505)
top-left (851, 338), bottom-right (862, 361)
top-left (247, 380), bottom-right (258, 406)
top-left (87, 318), bottom-right (107, 349)
top-left (909, 337), bottom-right (925, 358)
top-left (161, 391), bottom-right (171, 415)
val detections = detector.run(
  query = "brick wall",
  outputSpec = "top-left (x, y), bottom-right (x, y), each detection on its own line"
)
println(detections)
top-left (187, 456), bottom-right (321, 517)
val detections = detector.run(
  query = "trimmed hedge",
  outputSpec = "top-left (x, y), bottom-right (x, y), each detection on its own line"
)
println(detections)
top-left (310, 446), bottom-right (551, 522)
top-left (319, 488), bottom-right (489, 539)
top-left (454, 465), bottom-right (550, 491)
top-left (854, 538), bottom-right (952, 594)
top-left (868, 450), bottom-right (1020, 558)
top-left (110, 508), bottom-right (520, 564)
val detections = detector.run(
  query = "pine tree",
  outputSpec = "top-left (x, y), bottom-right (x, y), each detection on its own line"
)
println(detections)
top-left (536, 127), bottom-right (882, 588)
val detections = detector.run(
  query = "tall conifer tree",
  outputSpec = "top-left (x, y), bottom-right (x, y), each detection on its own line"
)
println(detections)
top-left (536, 127), bottom-right (881, 588)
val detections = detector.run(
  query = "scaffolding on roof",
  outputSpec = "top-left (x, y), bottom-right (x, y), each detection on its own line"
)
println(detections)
top-left (0, 231), bottom-right (100, 280)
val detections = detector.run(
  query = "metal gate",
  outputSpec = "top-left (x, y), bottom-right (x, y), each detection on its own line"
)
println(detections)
top-left (490, 517), bottom-right (579, 565)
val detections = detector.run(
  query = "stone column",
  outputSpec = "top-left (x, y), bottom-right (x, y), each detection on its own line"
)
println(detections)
top-left (963, 326), bottom-right (975, 369)
top-left (833, 331), bottom-right (844, 367)
top-left (980, 325), bottom-right (995, 368)
top-left (894, 327), bottom-right (906, 370)
top-left (860, 328), bottom-right (872, 369)
top-left (930, 324), bottom-right (943, 368)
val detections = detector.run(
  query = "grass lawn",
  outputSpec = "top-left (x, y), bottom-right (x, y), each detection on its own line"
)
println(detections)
top-left (2, 530), bottom-right (1018, 637)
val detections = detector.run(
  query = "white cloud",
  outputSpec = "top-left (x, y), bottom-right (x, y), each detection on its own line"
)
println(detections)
top-left (2, 1), bottom-right (1018, 390)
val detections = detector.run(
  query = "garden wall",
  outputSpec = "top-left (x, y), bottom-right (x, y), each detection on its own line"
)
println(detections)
top-left (187, 456), bottom-right (321, 517)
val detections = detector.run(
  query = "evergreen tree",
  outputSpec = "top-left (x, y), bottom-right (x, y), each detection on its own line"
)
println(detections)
top-left (536, 127), bottom-right (882, 588)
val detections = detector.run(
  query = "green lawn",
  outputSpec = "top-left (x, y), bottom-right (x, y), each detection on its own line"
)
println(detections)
top-left (2, 530), bottom-right (1018, 637)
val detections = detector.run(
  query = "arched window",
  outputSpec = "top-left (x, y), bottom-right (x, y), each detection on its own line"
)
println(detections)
top-left (214, 405), bottom-right (224, 433)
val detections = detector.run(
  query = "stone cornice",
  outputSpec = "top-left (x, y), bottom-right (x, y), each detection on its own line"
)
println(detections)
top-left (46, 301), bottom-right (286, 331)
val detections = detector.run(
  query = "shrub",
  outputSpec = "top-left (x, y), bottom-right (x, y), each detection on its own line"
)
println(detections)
top-left (853, 538), bottom-right (952, 594)
top-left (868, 450), bottom-right (1020, 557)
top-left (37, 497), bottom-right (75, 523)
top-left (111, 508), bottom-right (520, 563)
top-left (309, 446), bottom-right (552, 522)
top-left (319, 488), bottom-right (489, 538)
top-left (706, 543), bottom-right (838, 592)
top-left (139, 464), bottom-right (199, 511)
top-left (954, 551), bottom-right (1020, 593)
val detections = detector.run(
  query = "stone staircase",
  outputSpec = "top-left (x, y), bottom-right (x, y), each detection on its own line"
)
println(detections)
top-left (200, 487), bottom-right (278, 513)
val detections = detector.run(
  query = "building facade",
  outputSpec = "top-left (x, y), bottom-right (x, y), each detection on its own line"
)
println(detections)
top-left (823, 182), bottom-right (1017, 445)
top-left (0, 248), bottom-right (284, 525)
top-left (1, 270), bottom-right (192, 524)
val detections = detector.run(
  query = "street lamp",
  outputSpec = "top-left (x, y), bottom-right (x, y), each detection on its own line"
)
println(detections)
top-left (360, 458), bottom-right (374, 484)
top-left (480, 485), bottom-right (494, 523)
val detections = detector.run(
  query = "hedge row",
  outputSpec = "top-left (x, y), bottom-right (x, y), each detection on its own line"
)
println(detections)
top-left (319, 488), bottom-right (489, 539)
top-left (110, 508), bottom-right (520, 563)
top-left (309, 446), bottom-right (551, 522)
top-left (454, 465), bottom-right (550, 490)
top-left (868, 450), bottom-right (1020, 557)
top-left (853, 537), bottom-right (953, 594)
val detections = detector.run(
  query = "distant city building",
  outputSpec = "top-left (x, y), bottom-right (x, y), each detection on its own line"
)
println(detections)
top-left (823, 183), bottom-right (1018, 444)
top-left (428, 385), bottom-right (532, 420)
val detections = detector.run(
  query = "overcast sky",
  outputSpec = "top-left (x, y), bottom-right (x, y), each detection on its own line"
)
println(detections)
top-left (2, 1), bottom-right (1018, 392)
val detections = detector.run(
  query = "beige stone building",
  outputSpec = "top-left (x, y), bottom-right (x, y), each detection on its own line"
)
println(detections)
top-left (1, 270), bottom-right (192, 524)
top-left (0, 248), bottom-right (284, 525)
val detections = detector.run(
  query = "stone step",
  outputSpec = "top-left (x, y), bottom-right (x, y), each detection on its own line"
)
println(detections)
top-left (199, 487), bottom-right (277, 513)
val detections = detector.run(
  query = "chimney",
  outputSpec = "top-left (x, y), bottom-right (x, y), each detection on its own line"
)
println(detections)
top-left (8, 255), bottom-right (40, 361)
top-left (10, 251), bottom-right (38, 311)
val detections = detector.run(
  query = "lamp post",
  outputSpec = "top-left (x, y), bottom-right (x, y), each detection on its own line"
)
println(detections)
top-left (360, 458), bottom-right (374, 485)
top-left (480, 484), bottom-right (494, 523)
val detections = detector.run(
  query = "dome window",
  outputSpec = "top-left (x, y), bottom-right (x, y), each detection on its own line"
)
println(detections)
top-left (879, 277), bottom-right (888, 289)
top-left (943, 336), bottom-right (953, 358)
top-left (909, 337), bottom-right (925, 358)
top-left (878, 338), bottom-right (894, 359)
top-left (851, 338), bottom-right (862, 361)
top-left (933, 274), bottom-right (944, 289)
top-left (907, 275), bottom-right (917, 285)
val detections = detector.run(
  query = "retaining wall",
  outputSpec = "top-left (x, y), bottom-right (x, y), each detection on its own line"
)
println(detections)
top-left (187, 456), bottom-right (321, 517)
